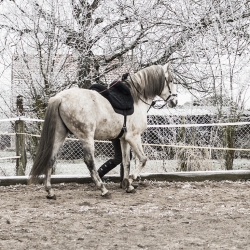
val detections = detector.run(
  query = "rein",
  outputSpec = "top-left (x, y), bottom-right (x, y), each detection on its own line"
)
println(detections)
top-left (97, 73), bottom-right (130, 94)
top-left (97, 80), bottom-right (120, 94)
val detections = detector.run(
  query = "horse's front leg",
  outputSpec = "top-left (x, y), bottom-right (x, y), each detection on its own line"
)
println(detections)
top-left (126, 135), bottom-right (147, 184)
top-left (120, 139), bottom-right (134, 193)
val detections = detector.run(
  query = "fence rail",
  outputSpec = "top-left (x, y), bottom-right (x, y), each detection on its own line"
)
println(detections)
top-left (2, 170), bottom-right (250, 186)
top-left (0, 114), bottom-right (250, 176)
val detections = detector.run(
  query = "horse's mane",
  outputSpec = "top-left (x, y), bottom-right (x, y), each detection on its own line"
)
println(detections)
top-left (128, 65), bottom-right (166, 103)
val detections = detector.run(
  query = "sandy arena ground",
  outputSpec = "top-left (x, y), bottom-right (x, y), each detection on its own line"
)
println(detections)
top-left (1, 180), bottom-right (250, 250)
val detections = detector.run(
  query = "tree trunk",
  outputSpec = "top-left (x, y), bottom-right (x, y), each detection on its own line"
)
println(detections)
top-left (77, 56), bottom-right (92, 89)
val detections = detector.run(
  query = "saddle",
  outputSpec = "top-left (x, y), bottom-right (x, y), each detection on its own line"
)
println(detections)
top-left (90, 80), bottom-right (134, 115)
top-left (89, 80), bottom-right (134, 138)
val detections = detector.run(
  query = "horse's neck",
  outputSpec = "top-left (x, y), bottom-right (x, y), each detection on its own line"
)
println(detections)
top-left (126, 76), bottom-right (155, 112)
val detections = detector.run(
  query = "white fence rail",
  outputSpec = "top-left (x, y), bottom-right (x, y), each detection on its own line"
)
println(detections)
top-left (0, 114), bottom-right (250, 176)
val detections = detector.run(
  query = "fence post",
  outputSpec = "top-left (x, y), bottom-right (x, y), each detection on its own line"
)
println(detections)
top-left (15, 119), bottom-right (27, 176)
top-left (15, 95), bottom-right (27, 175)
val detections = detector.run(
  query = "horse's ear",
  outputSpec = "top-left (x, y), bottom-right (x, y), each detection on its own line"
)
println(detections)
top-left (163, 63), bottom-right (170, 72)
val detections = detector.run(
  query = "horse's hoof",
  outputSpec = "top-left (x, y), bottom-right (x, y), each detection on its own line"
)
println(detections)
top-left (129, 174), bottom-right (137, 180)
top-left (46, 195), bottom-right (56, 200)
top-left (126, 187), bottom-right (136, 194)
top-left (122, 179), bottom-right (129, 189)
top-left (101, 191), bottom-right (112, 199)
top-left (120, 182), bottom-right (138, 189)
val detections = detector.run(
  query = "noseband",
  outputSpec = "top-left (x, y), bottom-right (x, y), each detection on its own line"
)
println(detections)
top-left (164, 77), bottom-right (178, 102)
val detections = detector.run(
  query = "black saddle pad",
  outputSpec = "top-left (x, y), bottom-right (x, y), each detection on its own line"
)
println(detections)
top-left (90, 81), bottom-right (134, 115)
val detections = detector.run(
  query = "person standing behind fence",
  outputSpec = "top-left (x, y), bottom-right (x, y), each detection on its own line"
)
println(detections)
top-left (97, 139), bottom-right (132, 186)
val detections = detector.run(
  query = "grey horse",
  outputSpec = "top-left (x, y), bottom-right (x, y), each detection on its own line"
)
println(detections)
top-left (29, 63), bottom-right (177, 199)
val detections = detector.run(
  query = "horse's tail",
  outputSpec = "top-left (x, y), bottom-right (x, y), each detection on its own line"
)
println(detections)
top-left (29, 96), bottom-right (62, 184)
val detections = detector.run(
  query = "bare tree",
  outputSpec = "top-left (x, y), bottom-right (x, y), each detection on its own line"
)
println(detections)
top-left (1, 0), bottom-right (250, 97)
top-left (1, 0), bottom-right (250, 171)
top-left (181, 0), bottom-right (250, 169)
top-left (1, 0), bottom-right (179, 115)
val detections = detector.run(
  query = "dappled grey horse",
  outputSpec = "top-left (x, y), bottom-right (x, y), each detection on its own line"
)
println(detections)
top-left (29, 63), bottom-right (177, 199)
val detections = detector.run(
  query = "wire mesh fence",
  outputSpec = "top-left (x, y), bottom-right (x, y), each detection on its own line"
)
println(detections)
top-left (0, 111), bottom-right (250, 177)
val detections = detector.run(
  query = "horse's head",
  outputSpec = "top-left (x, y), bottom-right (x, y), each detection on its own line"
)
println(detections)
top-left (160, 63), bottom-right (178, 108)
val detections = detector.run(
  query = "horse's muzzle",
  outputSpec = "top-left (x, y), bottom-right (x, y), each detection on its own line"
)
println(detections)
top-left (168, 99), bottom-right (178, 108)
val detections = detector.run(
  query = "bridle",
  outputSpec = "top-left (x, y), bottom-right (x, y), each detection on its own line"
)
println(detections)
top-left (129, 75), bottom-right (177, 112)
top-left (163, 77), bottom-right (178, 102)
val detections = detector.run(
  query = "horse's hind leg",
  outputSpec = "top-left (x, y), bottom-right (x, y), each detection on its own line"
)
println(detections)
top-left (79, 137), bottom-right (110, 197)
top-left (45, 165), bottom-right (55, 199)
top-left (45, 122), bottom-right (68, 199)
